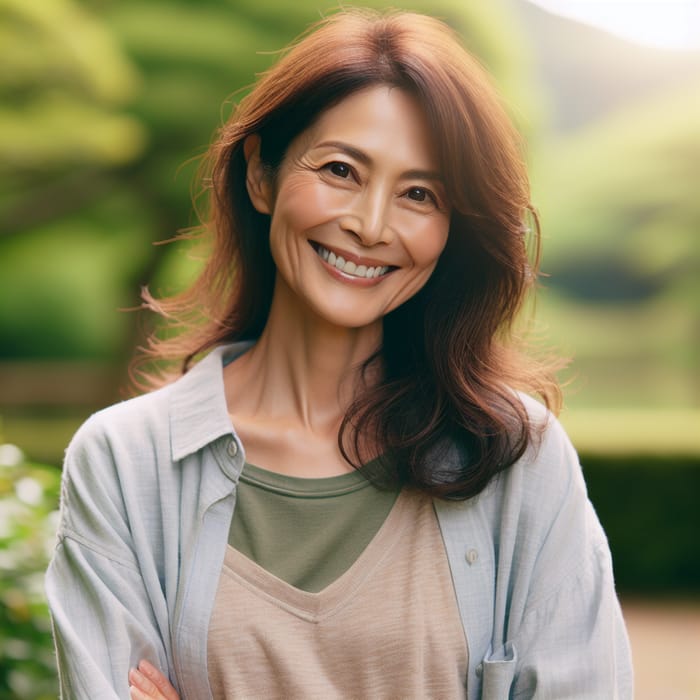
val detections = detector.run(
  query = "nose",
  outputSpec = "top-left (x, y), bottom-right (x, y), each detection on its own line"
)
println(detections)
top-left (339, 186), bottom-right (392, 246)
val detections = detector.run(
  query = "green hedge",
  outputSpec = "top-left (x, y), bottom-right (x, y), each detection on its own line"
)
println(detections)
top-left (582, 454), bottom-right (700, 595)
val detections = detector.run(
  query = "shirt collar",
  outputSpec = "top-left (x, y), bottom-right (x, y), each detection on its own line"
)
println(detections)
top-left (168, 341), bottom-right (255, 461)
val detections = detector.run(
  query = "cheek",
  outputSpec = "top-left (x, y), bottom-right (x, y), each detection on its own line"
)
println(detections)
top-left (399, 215), bottom-right (450, 266)
top-left (273, 178), bottom-right (352, 234)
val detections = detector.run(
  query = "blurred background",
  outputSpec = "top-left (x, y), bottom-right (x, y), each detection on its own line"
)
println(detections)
top-left (0, 0), bottom-right (698, 697)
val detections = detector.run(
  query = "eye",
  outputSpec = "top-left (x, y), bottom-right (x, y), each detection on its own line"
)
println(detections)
top-left (405, 187), bottom-right (438, 205)
top-left (407, 187), bottom-right (428, 202)
top-left (326, 161), bottom-right (351, 178)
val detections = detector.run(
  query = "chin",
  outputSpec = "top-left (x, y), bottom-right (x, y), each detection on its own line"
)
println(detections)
top-left (310, 302), bottom-right (385, 331)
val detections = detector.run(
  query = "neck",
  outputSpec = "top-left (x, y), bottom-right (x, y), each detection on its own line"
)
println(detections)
top-left (226, 277), bottom-right (382, 434)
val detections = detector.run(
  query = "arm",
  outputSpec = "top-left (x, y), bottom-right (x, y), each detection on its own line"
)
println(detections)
top-left (514, 420), bottom-right (633, 698)
top-left (480, 410), bottom-right (634, 699)
top-left (510, 507), bottom-right (634, 698)
top-left (45, 414), bottom-right (172, 699)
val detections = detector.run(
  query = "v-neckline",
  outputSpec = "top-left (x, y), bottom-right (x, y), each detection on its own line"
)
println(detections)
top-left (220, 489), bottom-right (412, 622)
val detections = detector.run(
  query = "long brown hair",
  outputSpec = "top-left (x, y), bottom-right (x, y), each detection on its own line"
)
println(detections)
top-left (137, 9), bottom-right (562, 499)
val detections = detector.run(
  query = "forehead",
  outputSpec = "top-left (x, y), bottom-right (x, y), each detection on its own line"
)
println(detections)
top-left (290, 85), bottom-right (439, 170)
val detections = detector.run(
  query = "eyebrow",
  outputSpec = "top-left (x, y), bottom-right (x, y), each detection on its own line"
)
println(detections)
top-left (314, 140), bottom-right (444, 182)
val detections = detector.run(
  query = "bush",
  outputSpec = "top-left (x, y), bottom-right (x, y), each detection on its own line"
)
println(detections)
top-left (0, 444), bottom-right (59, 699)
top-left (583, 453), bottom-right (700, 595)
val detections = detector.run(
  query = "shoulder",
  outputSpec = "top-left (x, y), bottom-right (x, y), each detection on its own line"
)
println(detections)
top-left (445, 394), bottom-right (590, 549)
top-left (55, 387), bottom-right (175, 557)
top-left (465, 394), bottom-right (598, 573)
top-left (63, 342), bottom-right (243, 479)
top-left (443, 393), bottom-right (582, 519)
top-left (492, 394), bottom-right (609, 599)
top-left (59, 385), bottom-right (179, 537)
top-left (513, 392), bottom-right (584, 503)
top-left (65, 384), bottom-right (174, 471)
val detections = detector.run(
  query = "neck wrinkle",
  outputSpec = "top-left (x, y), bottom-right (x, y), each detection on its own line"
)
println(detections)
top-left (232, 277), bottom-right (382, 434)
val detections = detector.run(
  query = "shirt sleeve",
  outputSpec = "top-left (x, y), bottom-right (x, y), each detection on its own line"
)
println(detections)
top-left (509, 506), bottom-right (634, 698)
top-left (45, 414), bottom-right (171, 699)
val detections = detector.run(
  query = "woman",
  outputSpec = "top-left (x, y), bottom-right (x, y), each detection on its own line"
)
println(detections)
top-left (46, 9), bottom-right (633, 699)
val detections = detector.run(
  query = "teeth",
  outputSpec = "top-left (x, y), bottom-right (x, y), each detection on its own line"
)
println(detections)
top-left (314, 244), bottom-right (390, 279)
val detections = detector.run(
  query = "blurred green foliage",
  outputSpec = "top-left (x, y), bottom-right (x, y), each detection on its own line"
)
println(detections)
top-left (533, 82), bottom-right (700, 409)
top-left (536, 85), bottom-right (700, 297)
top-left (0, 0), bottom-right (144, 169)
top-left (0, 443), bottom-right (60, 699)
top-left (0, 0), bottom-right (529, 363)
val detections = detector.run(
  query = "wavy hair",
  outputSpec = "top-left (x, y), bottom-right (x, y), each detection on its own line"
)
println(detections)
top-left (136, 9), bottom-right (563, 499)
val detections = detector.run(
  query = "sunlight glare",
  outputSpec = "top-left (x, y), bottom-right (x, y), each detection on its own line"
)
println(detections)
top-left (527, 0), bottom-right (700, 50)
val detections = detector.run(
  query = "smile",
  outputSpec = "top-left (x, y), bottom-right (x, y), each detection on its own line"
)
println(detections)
top-left (310, 242), bottom-right (394, 279)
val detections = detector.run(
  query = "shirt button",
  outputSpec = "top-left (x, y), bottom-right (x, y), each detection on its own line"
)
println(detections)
top-left (465, 548), bottom-right (478, 565)
top-left (227, 440), bottom-right (239, 458)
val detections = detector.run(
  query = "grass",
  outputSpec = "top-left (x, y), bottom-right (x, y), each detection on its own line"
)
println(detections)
top-left (560, 408), bottom-right (700, 456)
top-left (533, 291), bottom-right (698, 411)
top-left (0, 413), bottom-right (89, 467)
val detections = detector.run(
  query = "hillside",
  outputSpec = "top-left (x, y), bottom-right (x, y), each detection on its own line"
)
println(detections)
top-left (510, 0), bottom-right (700, 132)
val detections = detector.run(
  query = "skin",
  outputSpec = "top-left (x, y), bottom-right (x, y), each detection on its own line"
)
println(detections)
top-left (224, 85), bottom-right (450, 477)
top-left (128, 661), bottom-right (178, 700)
top-left (130, 85), bottom-right (450, 698)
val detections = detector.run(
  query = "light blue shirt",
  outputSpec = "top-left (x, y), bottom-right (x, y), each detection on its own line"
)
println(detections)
top-left (46, 342), bottom-right (633, 699)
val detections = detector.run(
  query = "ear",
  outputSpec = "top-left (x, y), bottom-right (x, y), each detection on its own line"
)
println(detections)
top-left (243, 135), bottom-right (273, 215)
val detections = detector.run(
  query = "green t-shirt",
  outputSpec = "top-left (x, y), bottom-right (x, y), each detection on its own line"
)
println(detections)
top-left (229, 461), bottom-right (399, 593)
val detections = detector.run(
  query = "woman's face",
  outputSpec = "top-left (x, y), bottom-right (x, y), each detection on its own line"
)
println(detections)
top-left (247, 85), bottom-right (451, 330)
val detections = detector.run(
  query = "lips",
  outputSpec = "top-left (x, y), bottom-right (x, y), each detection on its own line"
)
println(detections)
top-left (309, 241), bottom-right (396, 279)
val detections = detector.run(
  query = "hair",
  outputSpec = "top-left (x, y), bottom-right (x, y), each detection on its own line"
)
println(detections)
top-left (136, 8), bottom-right (563, 500)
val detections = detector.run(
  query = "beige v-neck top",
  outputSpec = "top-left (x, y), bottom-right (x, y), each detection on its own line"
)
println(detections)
top-left (207, 488), bottom-right (468, 698)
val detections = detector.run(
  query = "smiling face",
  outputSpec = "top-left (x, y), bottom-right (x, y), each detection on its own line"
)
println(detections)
top-left (245, 85), bottom-right (451, 331)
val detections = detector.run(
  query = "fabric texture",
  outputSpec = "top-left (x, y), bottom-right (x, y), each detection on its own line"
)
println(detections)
top-left (45, 341), bottom-right (634, 699)
top-left (229, 460), bottom-right (398, 592)
top-left (209, 489), bottom-right (468, 698)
